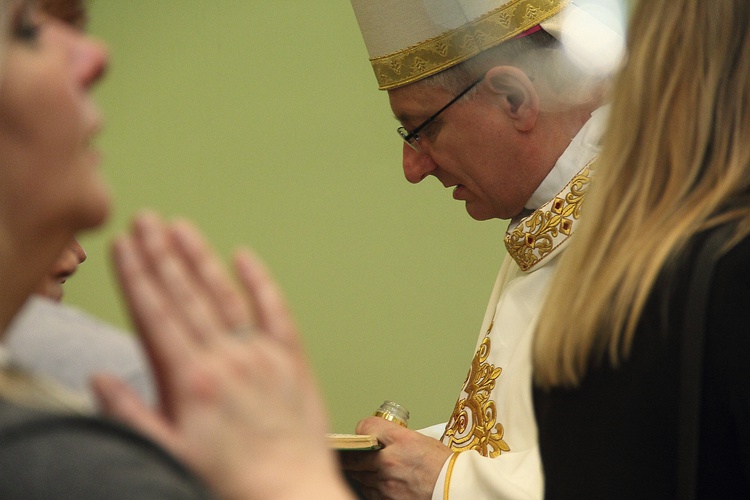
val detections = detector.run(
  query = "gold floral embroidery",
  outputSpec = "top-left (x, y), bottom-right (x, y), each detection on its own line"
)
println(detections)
top-left (442, 322), bottom-right (510, 457)
top-left (504, 162), bottom-right (595, 272)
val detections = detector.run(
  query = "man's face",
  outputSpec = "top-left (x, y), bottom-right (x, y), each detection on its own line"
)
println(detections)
top-left (388, 80), bottom-right (545, 221)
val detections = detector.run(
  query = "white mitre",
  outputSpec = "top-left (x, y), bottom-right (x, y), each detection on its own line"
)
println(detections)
top-left (350, 0), bottom-right (624, 90)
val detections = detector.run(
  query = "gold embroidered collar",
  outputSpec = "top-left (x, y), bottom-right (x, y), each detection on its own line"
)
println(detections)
top-left (504, 161), bottom-right (595, 272)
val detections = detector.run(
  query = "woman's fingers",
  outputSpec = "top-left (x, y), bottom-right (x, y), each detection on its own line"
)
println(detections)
top-left (91, 373), bottom-right (183, 456)
top-left (110, 213), bottom-right (353, 499)
top-left (233, 249), bottom-right (300, 349)
top-left (131, 213), bottom-right (229, 343)
top-left (169, 219), bottom-right (254, 331)
top-left (111, 233), bottom-right (203, 415)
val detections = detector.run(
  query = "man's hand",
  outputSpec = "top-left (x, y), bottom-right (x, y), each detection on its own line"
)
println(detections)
top-left (340, 416), bottom-right (453, 500)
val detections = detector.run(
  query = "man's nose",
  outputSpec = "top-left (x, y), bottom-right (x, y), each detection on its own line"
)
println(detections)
top-left (402, 143), bottom-right (437, 184)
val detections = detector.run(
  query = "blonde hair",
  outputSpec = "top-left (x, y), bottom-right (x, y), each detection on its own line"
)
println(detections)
top-left (534, 0), bottom-right (750, 388)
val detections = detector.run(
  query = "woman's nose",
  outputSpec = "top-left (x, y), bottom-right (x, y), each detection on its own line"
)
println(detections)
top-left (74, 34), bottom-right (109, 90)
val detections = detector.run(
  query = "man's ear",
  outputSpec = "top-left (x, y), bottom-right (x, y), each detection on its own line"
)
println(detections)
top-left (483, 66), bottom-right (539, 132)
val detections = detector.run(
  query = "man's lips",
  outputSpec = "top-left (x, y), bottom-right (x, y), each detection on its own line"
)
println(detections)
top-left (451, 184), bottom-right (467, 200)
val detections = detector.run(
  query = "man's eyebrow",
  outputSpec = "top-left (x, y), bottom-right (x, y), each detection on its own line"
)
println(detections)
top-left (393, 113), bottom-right (418, 125)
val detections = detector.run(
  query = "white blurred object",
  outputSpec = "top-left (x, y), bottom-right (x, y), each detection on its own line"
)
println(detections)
top-left (553, 0), bottom-right (628, 76)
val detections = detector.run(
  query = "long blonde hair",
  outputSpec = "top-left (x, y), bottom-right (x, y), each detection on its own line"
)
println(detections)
top-left (534, 0), bottom-right (750, 388)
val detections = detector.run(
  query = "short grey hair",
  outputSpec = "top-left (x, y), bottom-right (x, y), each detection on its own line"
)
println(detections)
top-left (419, 29), bottom-right (609, 110)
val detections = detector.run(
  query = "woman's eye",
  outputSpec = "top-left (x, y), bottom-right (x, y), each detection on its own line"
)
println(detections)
top-left (14, 2), bottom-right (41, 41)
top-left (15, 22), bottom-right (40, 40)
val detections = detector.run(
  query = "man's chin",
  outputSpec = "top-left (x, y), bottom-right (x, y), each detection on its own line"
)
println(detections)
top-left (464, 204), bottom-right (496, 221)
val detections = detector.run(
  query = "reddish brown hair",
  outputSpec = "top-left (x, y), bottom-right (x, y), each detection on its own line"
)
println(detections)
top-left (41, 0), bottom-right (87, 28)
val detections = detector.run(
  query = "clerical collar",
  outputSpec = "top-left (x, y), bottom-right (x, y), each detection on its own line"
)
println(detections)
top-left (524, 105), bottom-right (609, 212)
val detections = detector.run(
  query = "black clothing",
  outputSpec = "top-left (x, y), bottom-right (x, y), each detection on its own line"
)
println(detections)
top-left (0, 398), bottom-right (213, 499)
top-left (535, 230), bottom-right (750, 499)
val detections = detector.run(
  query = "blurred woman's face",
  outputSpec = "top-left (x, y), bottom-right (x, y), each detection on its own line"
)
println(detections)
top-left (0, 0), bottom-right (110, 243)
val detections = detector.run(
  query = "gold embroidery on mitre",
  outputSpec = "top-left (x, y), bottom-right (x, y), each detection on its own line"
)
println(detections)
top-left (442, 321), bottom-right (511, 457)
top-left (370, 0), bottom-right (571, 90)
top-left (505, 161), bottom-right (596, 272)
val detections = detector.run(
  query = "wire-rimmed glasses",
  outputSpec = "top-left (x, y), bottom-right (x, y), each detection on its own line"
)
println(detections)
top-left (396, 75), bottom-right (484, 152)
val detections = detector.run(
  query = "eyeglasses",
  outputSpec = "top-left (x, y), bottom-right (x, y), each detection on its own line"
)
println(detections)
top-left (397, 75), bottom-right (484, 152)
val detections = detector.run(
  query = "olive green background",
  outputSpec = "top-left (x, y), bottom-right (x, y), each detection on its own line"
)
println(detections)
top-left (70, 1), bottom-right (505, 432)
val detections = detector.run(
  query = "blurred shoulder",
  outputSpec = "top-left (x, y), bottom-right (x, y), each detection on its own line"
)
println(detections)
top-left (0, 398), bottom-right (211, 499)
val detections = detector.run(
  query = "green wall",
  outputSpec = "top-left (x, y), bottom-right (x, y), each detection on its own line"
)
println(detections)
top-left (71, 0), bottom-right (506, 432)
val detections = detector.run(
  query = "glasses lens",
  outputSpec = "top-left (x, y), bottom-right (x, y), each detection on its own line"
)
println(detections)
top-left (397, 127), bottom-right (420, 152)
